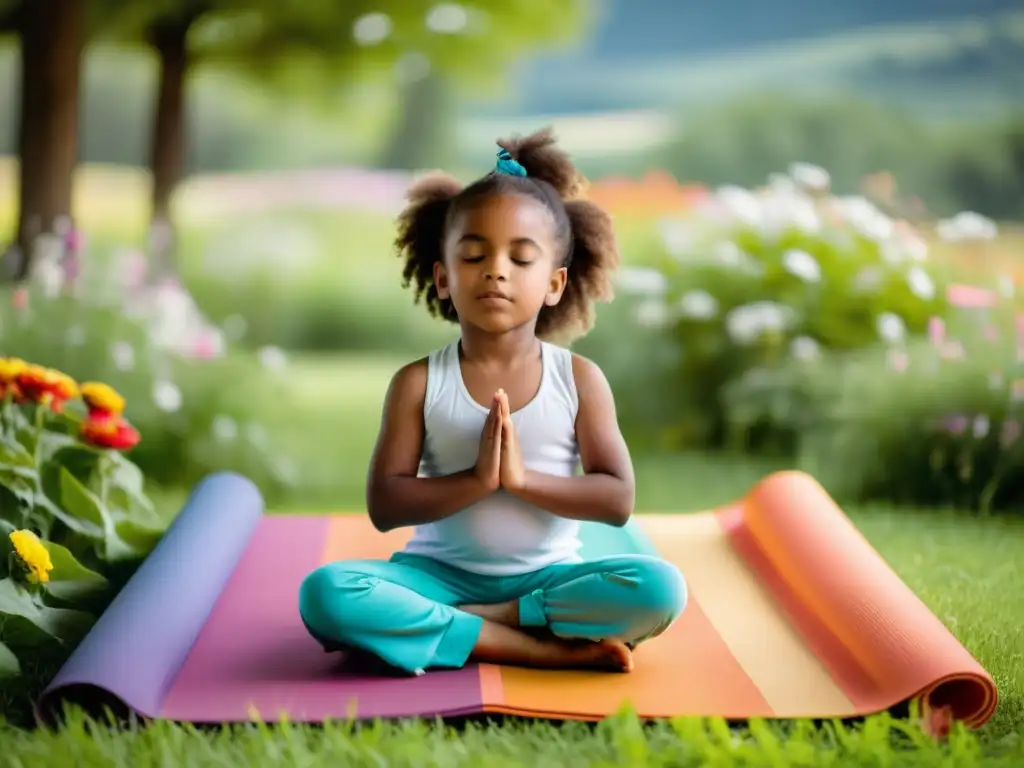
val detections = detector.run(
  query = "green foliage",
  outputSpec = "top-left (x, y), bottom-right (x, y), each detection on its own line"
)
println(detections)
top-left (176, 210), bottom-right (457, 354)
top-left (798, 337), bottom-right (1024, 514)
top-left (588, 174), bottom-right (950, 455)
top-left (0, 289), bottom-right (301, 505)
top-left (0, 364), bottom-right (164, 685)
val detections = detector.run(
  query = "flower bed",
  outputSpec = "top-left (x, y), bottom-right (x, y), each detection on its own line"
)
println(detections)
top-left (0, 357), bottom-right (163, 681)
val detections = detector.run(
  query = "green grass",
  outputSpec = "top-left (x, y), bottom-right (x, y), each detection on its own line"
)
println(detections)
top-left (1, 447), bottom-right (1021, 764)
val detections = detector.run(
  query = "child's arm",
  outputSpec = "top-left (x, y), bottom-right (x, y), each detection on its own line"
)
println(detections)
top-left (508, 355), bottom-right (636, 526)
top-left (366, 360), bottom-right (497, 532)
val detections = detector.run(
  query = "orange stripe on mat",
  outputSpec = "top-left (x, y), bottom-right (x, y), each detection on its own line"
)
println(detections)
top-left (639, 513), bottom-right (855, 718)
top-left (490, 514), bottom-right (772, 720)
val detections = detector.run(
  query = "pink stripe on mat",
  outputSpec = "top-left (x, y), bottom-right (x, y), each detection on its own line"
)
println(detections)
top-left (160, 515), bottom-right (486, 722)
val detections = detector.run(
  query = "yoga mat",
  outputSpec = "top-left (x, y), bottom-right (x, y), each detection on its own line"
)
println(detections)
top-left (37, 470), bottom-right (998, 728)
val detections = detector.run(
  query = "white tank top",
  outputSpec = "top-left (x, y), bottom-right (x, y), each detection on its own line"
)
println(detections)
top-left (401, 339), bottom-right (583, 575)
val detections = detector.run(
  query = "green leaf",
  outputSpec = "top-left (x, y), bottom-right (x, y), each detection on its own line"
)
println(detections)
top-left (47, 444), bottom-right (102, 490)
top-left (40, 540), bottom-right (109, 605)
top-left (0, 639), bottom-right (20, 680)
top-left (0, 577), bottom-right (95, 646)
top-left (32, 492), bottom-right (104, 540)
top-left (58, 467), bottom-right (109, 530)
top-left (38, 432), bottom-right (81, 463)
top-left (113, 519), bottom-right (164, 557)
top-left (0, 436), bottom-right (34, 469)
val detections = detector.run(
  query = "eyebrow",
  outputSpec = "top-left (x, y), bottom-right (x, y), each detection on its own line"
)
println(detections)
top-left (457, 233), bottom-right (542, 250)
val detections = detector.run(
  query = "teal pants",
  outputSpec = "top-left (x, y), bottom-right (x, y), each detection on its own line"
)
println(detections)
top-left (298, 551), bottom-right (688, 675)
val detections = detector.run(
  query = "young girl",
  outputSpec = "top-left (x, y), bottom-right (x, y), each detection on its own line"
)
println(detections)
top-left (299, 128), bottom-right (687, 675)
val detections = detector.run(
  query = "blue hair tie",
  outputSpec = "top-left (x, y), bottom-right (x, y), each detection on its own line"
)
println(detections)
top-left (495, 147), bottom-right (527, 177)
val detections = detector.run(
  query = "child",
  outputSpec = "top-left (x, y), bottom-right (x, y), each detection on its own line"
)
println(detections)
top-left (299, 128), bottom-right (687, 675)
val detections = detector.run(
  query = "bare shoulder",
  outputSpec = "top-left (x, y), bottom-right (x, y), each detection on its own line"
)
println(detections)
top-left (386, 357), bottom-right (429, 404)
top-left (570, 352), bottom-right (614, 401)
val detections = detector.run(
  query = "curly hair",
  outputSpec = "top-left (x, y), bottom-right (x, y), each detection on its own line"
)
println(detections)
top-left (394, 127), bottom-right (620, 343)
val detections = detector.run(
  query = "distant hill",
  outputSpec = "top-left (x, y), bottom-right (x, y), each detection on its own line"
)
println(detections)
top-left (462, 2), bottom-right (1024, 120)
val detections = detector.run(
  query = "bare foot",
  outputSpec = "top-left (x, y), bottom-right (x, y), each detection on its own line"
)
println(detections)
top-left (460, 601), bottom-right (519, 627)
top-left (560, 638), bottom-right (634, 672)
top-left (469, 619), bottom-right (634, 672)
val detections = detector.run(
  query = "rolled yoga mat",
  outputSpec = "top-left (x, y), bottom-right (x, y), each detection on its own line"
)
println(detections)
top-left (37, 470), bottom-right (998, 727)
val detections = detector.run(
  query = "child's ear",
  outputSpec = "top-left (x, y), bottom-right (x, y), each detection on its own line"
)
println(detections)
top-left (433, 261), bottom-right (450, 300)
top-left (544, 266), bottom-right (568, 306)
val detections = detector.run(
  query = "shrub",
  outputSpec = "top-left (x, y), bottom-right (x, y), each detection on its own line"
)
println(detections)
top-left (0, 288), bottom-right (301, 506)
top-left (589, 167), bottom-right (956, 453)
top-left (176, 211), bottom-right (455, 354)
top-left (0, 357), bottom-right (160, 682)
top-left (797, 329), bottom-right (1024, 514)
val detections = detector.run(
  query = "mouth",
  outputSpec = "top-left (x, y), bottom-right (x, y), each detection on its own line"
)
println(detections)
top-left (477, 291), bottom-right (511, 302)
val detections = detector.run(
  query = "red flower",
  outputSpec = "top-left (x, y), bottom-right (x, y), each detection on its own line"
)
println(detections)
top-left (15, 364), bottom-right (79, 413)
top-left (80, 412), bottom-right (140, 451)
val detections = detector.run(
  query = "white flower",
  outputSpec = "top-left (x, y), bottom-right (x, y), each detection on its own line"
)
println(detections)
top-left (110, 341), bottom-right (135, 372)
top-left (713, 241), bottom-right (764, 276)
top-left (767, 173), bottom-right (798, 195)
top-left (212, 415), bottom-right (238, 442)
top-left (936, 212), bottom-right (998, 242)
top-left (616, 267), bottom-right (668, 296)
top-left (759, 189), bottom-right (821, 236)
top-left (834, 196), bottom-right (894, 242)
top-left (901, 233), bottom-right (929, 263)
top-left (852, 267), bottom-right (884, 293)
top-left (659, 219), bottom-right (692, 259)
top-left (725, 301), bottom-right (796, 345)
top-left (634, 299), bottom-right (670, 329)
top-left (782, 249), bottom-right (822, 283)
top-left (876, 312), bottom-right (906, 344)
top-left (425, 4), bottom-right (469, 34)
top-left (676, 290), bottom-right (718, 320)
top-left (790, 335), bottom-right (820, 361)
top-left (907, 266), bottom-right (935, 301)
top-left (258, 345), bottom-right (288, 371)
top-left (972, 415), bottom-right (990, 439)
top-left (352, 12), bottom-right (392, 45)
top-left (788, 162), bottom-right (831, 192)
top-left (716, 185), bottom-right (763, 227)
top-left (153, 380), bottom-right (183, 413)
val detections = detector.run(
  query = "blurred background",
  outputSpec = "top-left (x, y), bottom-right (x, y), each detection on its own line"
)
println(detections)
top-left (1, 0), bottom-right (1023, 518)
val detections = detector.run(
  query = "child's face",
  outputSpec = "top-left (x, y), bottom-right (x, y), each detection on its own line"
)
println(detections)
top-left (436, 193), bottom-right (567, 334)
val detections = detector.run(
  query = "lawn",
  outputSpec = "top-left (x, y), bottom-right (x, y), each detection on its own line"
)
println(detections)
top-left (0, 354), bottom-right (1021, 765)
top-left (1, 164), bottom-right (1022, 763)
top-left (0, 472), bottom-right (1021, 765)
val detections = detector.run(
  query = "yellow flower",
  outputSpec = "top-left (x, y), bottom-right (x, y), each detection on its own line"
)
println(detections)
top-left (80, 382), bottom-right (126, 416)
top-left (9, 529), bottom-right (54, 584)
top-left (0, 357), bottom-right (27, 382)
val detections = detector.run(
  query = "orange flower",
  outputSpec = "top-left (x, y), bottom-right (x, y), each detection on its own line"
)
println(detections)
top-left (16, 364), bottom-right (79, 412)
top-left (80, 411), bottom-right (140, 451)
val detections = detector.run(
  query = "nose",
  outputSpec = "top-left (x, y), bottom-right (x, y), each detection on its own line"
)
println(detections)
top-left (483, 254), bottom-right (510, 281)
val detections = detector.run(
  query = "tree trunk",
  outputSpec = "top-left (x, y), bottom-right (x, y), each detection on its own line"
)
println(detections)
top-left (147, 18), bottom-right (193, 278)
top-left (14, 0), bottom-right (85, 281)
top-left (380, 73), bottom-right (457, 172)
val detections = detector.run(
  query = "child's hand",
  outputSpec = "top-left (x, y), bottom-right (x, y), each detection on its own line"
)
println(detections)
top-left (497, 389), bottom-right (525, 492)
top-left (474, 395), bottom-right (502, 492)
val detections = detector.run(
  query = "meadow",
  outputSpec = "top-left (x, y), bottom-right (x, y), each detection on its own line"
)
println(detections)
top-left (1, 158), bottom-right (1023, 765)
